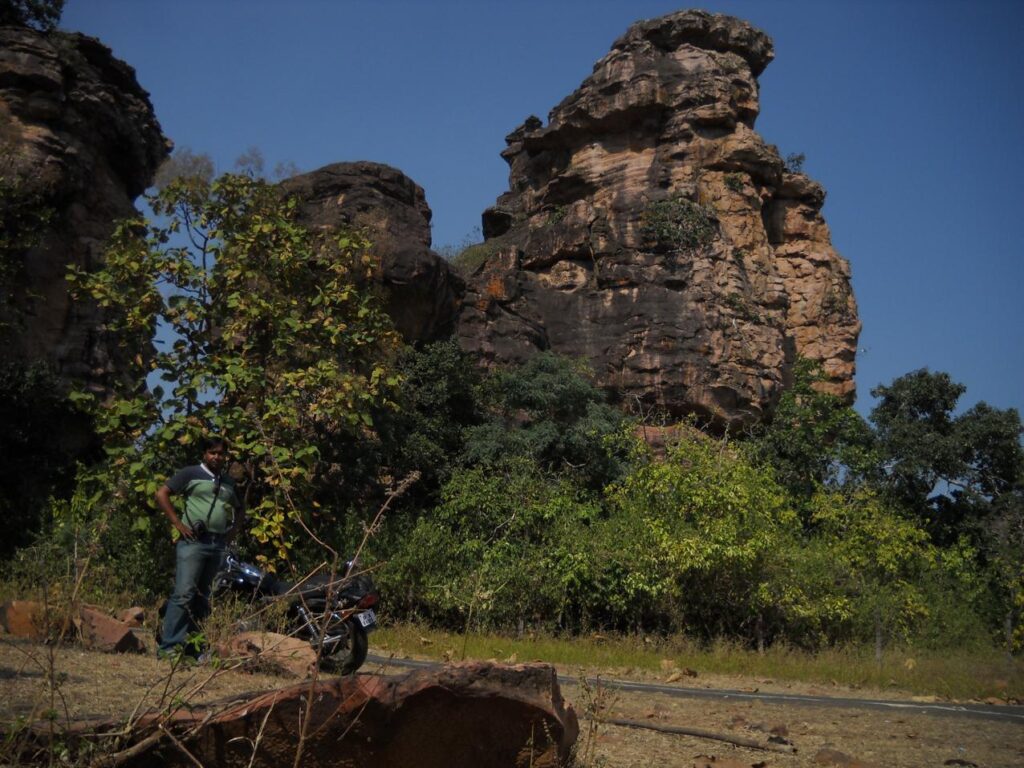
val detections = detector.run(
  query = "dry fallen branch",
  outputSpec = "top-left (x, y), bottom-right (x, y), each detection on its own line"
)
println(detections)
top-left (599, 717), bottom-right (797, 754)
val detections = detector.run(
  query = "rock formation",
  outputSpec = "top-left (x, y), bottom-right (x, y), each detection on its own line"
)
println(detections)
top-left (53, 662), bottom-right (578, 768)
top-left (456, 10), bottom-right (859, 427)
top-left (282, 161), bottom-right (463, 343)
top-left (0, 25), bottom-right (169, 393)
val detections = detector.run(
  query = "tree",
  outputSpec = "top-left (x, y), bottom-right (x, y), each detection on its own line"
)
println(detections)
top-left (462, 352), bottom-right (630, 489)
top-left (750, 357), bottom-right (876, 510)
top-left (68, 172), bottom-right (401, 573)
top-left (870, 369), bottom-right (1023, 546)
top-left (0, 0), bottom-right (64, 30)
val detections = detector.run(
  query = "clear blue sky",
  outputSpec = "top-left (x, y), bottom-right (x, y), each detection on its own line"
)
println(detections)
top-left (62, 0), bottom-right (1023, 419)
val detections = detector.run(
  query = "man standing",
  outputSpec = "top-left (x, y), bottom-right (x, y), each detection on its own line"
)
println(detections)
top-left (156, 436), bottom-right (244, 658)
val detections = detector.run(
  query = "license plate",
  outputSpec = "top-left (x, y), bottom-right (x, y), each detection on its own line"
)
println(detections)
top-left (356, 609), bottom-right (377, 629)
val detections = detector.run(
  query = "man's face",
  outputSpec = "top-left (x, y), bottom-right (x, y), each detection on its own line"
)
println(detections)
top-left (203, 444), bottom-right (227, 473)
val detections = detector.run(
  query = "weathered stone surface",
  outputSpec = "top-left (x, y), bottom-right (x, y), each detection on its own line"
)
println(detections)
top-left (456, 9), bottom-right (859, 426)
top-left (282, 161), bottom-right (464, 343)
top-left (75, 605), bottom-right (145, 654)
top-left (0, 599), bottom-right (45, 639)
top-left (112, 662), bottom-right (577, 767)
top-left (220, 631), bottom-right (317, 679)
top-left (117, 607), bottom-right (145, 628)
top-left (0, 25), bottom-right (170, 393)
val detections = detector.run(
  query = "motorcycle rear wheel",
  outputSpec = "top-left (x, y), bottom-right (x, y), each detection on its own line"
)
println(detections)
top-left (321, 617), bottom-right (368, 674)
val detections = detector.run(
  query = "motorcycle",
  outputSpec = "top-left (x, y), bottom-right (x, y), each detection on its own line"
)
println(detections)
top-left (215, 551), bottom-right (379, 673)
top-left (160, 550), bottom-right (380, 674)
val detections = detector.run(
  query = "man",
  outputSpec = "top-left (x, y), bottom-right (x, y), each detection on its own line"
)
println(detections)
top-left (156, 435), bottom-right (244, 658)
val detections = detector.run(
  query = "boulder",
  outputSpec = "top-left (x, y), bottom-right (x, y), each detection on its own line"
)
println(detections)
top-left (281, 161), bottom-right (464, 343)
top-left (0, 25), bottom-right (170, 396)
top-left (455, 10), bottom-right (860, 427)
top-left (75, 605), bottom-right (145, 654)
top-left (0, 599), bottom-right (45, 639)
top-left (220, 631), bottom-right (317, 678)
top-left (112, 662), bottom-right (577, 767)
top-left (117, 607), bottom-right (145, 628)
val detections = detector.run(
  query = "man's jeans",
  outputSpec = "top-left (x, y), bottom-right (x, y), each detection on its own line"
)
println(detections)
top-left (159, 538), bottom-right (224, 654)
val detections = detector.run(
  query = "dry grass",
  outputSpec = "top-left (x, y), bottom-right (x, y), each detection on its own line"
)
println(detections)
top-left (3, 630), bottom-right (1022, 768)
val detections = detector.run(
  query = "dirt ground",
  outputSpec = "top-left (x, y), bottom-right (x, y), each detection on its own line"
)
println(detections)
top-left (1, 635), bottom-right (1021, 768)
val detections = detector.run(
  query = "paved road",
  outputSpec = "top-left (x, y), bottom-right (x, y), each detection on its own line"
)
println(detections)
top-left (366, 654), bottom-right (1024, 725)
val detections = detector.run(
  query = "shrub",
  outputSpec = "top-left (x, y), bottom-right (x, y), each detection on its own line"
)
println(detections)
top-left (641, 196), bottom-right (718, 251)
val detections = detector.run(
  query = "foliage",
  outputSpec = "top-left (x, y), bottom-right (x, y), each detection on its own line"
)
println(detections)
top-left (378, 340), bottom-right (486, 489)
top-left (463, 352), bottom-right (630, 489)
top-left (604, 429), bottom-right (805, 640)
top-left (870, 368), bottom-right (1023, 546)
top-left (641, 195), bottom-right (718, 251)
top-left (448, 239), bottom-right (501, 275)
top-left (724, 172), bottom-right (745, 193)
top-left (152, 147), bottom-right (215, 191)
top-left (0, 364), bottom-right (96, 558)
top-left (67, 172), bottom-right (401, 572)
top-left (0, 0), bottom-right (63, 30)
top-left (0, 143), bottom-right (53, 326)
top-left (784, 152), bottom-right (806, 173)
top-left (380, 457), bottom-right (602, 630)
top-left (751, 357), bottom-right (877, 508)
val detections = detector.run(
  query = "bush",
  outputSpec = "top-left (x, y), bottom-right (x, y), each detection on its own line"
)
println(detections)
top-left (378, 458), bottom-right (602, 631)
top-left (641, 196), bottom-right (718, 251)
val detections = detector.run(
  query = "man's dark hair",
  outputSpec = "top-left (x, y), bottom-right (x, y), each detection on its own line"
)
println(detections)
top-left (201, 435), bottom-right (229, 452)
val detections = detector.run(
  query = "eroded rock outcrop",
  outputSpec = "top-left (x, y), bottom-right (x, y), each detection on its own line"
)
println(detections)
top-left (282, 161), bottom-right (463, 343)
top-left (0, 25), bottom-right (170, 392)
top-left (69, 662), bottom-right (577, 768)
top-left (456, 9), bottom-right (859, 426)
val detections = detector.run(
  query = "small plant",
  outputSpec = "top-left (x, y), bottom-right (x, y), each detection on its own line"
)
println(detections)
top-left (450, 240), bottom-right (502, 275)
top-left (723, 291), bottom-right (762, 323)
top-left (725, 173), bottom-right (745, 193)
top-left (546, 205), bottom-right (568, 226)
top-left (784, 152), bottom-right (806, 173)
top-left (641, 195), bottom-right (718, 251)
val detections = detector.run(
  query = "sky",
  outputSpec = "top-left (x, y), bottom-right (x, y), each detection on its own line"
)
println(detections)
top-left (61, 0), bottom-right (1023, 419)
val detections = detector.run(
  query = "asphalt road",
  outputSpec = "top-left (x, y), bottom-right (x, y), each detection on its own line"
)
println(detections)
top-left (366, 653), bottom-right (1024, 725)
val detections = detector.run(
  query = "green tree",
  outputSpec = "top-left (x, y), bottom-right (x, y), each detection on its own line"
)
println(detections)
top-left (0, 0), bottom-right (63, 30)
top-left (751, 357), bottom-right (876, 508)
top-left (870, 369), bottom-right (1023, 546)
top-left (606, 428), bottom-right (803, 642)
top-left (463, 352), bottom-right (630, 489)
top-left (381, 457), bottom-right (601, 631)
top-left (68, 172), bottom-right (401, 574)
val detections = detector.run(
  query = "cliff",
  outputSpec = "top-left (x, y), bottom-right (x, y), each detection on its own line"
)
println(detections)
top-left (455, 10), bottom-right (859, 427)
top-left (0, 25), bottom-right (170, 393)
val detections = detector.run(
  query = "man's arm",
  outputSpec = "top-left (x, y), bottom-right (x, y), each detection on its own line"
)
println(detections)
top-left (155, 484), bottom-right (195, 541)
top-left (226, 496), bottom-right (246, 543)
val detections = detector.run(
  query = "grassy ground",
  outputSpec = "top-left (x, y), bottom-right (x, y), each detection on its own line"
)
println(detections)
top-left (374, 621), bottom-right (1023, 703)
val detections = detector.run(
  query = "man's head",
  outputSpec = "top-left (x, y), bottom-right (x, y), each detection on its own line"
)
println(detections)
top-left (201, 435), bottom-right (229, 474)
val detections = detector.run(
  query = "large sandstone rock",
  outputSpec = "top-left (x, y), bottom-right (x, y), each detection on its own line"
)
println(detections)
top-left (0, 25), bottom-right (170, 393)
top-left (456, 9), bottom-right (859, 427)
top-left (282, 161), bottom-right (464, 343)
top-left (93, 662), bottom-right (577, 767)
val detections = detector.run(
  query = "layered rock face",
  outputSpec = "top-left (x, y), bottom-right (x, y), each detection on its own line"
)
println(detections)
top-left (456, 10), bottom-right (859, 426)
top-left (0, 26), bottom-right (170, 392)
top-left (283, 161), bottom-right (463, 343)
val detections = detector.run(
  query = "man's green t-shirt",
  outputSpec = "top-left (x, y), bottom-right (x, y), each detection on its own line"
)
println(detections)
top-left (165, 464), bottom-right (240, 534)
